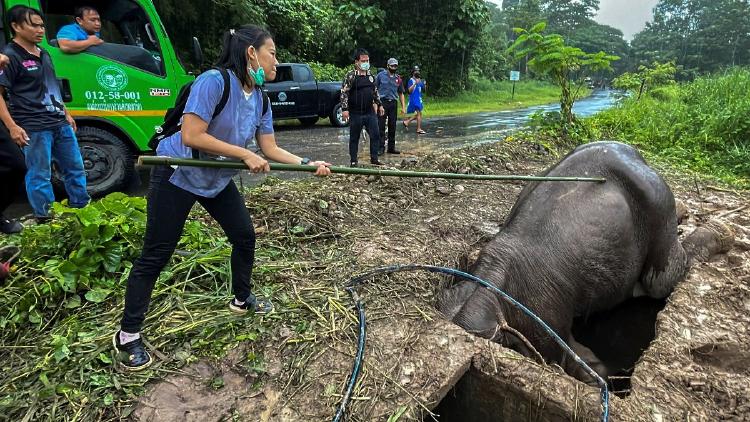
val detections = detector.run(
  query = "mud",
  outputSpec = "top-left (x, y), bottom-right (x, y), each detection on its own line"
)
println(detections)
top-left (131, 140), bottom-right (749, 421)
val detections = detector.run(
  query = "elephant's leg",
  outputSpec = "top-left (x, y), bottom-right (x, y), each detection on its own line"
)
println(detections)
top-left (682, 219), bottom-right (734, 263)
top-left (675, 199), bottom-right (689, 225)
top-left (639, 219), bottom-right (734, 299)
top-left (564, 336), bottom-right (610, 385)
top-left (639, 239), bottom-right (690, 299)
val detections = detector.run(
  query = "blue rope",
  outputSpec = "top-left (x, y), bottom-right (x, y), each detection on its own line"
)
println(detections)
top-left (333, 264), bottom-right (609, 422)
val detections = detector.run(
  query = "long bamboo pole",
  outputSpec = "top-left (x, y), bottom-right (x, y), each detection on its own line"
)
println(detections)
top-left (137, 156), bottom-right (606, 183)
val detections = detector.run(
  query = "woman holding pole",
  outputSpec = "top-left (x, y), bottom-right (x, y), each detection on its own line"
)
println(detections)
top-left (113, 25), bottom-right (331, 371)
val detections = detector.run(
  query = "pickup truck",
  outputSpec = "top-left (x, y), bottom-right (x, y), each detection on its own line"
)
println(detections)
top-left (263, 63), bottom-right (348, 127)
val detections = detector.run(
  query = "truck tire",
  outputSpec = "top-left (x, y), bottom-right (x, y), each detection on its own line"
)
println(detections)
top-left (329, 103), bottom-right (349, 127)
top-left (299, 116), bottom-right (319, 126)
top-left (53, 126), bottom-right (134, 198)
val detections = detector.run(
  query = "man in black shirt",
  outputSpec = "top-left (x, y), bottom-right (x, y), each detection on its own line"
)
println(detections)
top-left (0, 52), bottom-right (24, 234)
top-left (340, 48), bottom-right (385, 167)
top-left (0, 6), bottom-right (89, 220)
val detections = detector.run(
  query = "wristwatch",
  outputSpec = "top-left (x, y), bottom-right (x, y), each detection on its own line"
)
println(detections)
top-left (300, 157), bottom-right (311, 165)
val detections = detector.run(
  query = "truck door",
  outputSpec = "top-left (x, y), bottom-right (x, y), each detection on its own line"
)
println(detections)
top-left (292, 64), bottom-right (317, 117)
top-left (33, 0), bottom-right (192, 196)
top-left (264, 65), bottom-right (298, 119)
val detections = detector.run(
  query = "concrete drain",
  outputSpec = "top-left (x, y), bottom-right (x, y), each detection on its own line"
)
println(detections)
top-left (427, 367), bottom-right (573, 421)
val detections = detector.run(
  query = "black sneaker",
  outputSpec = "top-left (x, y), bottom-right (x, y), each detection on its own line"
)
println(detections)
top-left (112, 331), bottom-right (152, 372)
top-left (370, 160), bottom-right (385, 166)
top-left (34, 216), bottom-right (52, 225)
top-left (229, 295), bottom-right (274, 315)
top-left (387, 149), bottom-right (401, 154)
top-left (350, 161), bottom-right (358, 168)
top-left (0, 216), bottom-right (22, 234)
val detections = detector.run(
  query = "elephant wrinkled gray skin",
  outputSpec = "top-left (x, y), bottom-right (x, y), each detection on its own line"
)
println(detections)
top-left (438, 141), bottom-right (734, 383)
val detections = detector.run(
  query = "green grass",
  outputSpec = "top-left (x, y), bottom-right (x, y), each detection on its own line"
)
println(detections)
top-left (579, 68), bottom-right (750, 187)
top-left (426, 79), bottom-right (585, 117)
top-left (0, 185), bottom-right (355, 420)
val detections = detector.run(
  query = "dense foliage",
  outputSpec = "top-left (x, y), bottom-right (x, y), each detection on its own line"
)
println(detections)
top-left (0, 186), bottom-right (342, 419)
top-left (508, 22), bottom-right (618, 123)
top-left (631, 0), bottom-right (750, 77)
top-left (152, 0), bottom-right (630, 95)
top-left (584, 68), bottom-right (750, 185)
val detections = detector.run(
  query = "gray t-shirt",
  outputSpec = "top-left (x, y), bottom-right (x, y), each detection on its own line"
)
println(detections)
top-left (0, 41), bottom-right (67, 131)
top-left (157, 69), bottom-right (274, 198)
top-left (375, 69), bottom-right (404, 101)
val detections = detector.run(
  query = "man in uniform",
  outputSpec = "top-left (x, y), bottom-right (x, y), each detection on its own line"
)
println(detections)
top-left (340, 48), bottom-right (385, 167)
top-left (375, 57), bottom-right (405, 155)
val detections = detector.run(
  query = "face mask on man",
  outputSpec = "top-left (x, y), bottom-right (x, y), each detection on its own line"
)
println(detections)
top-left (388, 66), bottom-right (397, 73)
top-left (359, 62), bottom-right (370, 71)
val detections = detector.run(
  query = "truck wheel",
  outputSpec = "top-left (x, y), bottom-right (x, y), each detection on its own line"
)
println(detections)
top-left (329, 103), bottom-right (349, 127)
top-left (299, 117), bottom-right (319, 126)
top-left (53, 126), bottom-right (134, 198)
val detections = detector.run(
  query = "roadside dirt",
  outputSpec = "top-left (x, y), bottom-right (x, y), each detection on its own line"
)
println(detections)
top-left (132, 139), bottom-right (749, 421)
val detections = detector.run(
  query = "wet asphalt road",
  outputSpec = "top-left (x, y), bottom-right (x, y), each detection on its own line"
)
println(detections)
top-left (273, 88), bottom-right (617, 166)
top-left (5, 90), bottom-right (617, 218)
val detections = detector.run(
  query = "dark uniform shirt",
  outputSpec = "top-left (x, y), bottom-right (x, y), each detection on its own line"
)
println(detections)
top-left (0, 41), bottom-right (67, 132)
top-left (340, 68), bottom-right (382, 114)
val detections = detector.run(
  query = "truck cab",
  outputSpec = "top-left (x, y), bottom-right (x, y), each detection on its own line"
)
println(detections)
top-left (1, 0), bottom-right (195, 196)
top-left (263, 63), bottom-right (347, 127)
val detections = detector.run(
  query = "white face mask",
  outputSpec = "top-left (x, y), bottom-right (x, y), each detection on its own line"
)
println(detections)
top-left (359, 62), bottom-right (370, 71)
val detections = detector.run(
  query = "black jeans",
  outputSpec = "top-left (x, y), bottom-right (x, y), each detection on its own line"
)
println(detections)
top-left (0, 134), bottom-right (26, 215)
top-left (348, 112), bottom-right (380, 163)
top-left (378, 99), bottom-right (398, 152)
top-left (120, 166), bottom-right (256, 333)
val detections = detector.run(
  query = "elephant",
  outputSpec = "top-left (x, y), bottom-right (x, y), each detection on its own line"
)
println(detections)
top-left (438, 141), bottom-right (733, 382)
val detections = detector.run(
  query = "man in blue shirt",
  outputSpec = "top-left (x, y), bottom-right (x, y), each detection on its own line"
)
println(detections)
top-left (56, 6), bottom-right (103, 54)
top-left (375, 58), bottom-right (406, 155)
top-left (404, 66), bottom-right (427, 134)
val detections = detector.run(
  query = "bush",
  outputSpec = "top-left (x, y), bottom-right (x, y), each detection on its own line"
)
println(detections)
top-left (307, 62), bottom-right (349, 82)
top-left (577, 67), bottom-right (750, 185)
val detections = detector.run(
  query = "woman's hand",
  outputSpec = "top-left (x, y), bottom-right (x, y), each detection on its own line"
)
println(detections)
top-left (242, 152), bottom-right (270, 173)
top-left (309, 160), bottom-right (331, 176)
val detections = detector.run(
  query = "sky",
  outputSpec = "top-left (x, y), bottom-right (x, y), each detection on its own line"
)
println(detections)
top-left (488, 0), bottom-right (659, 40)
top-left (595, 0), bottom-right (659, 40)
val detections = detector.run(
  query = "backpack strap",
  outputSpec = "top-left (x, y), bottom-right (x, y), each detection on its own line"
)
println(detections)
top-left (213, 67), bottom-right (231, 118)
top-left (193, 67), bottom-right (231, 159)
top-left (259, 87), bottom-right (269, 116)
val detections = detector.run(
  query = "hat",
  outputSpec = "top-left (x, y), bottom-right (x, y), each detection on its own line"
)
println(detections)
top-left (387, 58), bottom-right (398, 66)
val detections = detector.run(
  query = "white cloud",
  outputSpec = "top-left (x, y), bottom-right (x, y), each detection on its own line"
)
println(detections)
top-left (486, 0), bottom-right (658, 40)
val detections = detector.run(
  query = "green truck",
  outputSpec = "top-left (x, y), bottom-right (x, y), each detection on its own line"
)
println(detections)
top-left (2, 1), bottom-right (348, 197)
top-left (1, 0), bottom-right (201, 196)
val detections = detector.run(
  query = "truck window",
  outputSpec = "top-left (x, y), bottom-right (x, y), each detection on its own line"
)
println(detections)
top-left (292, 65), bottom-right (313, 83)
top-left (41, 0), bottom-right (166, 76)
top-left (273, 66), bottom-right (293, 83)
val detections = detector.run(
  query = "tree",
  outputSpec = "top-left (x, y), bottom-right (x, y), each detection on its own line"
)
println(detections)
top-left (612, 61), bottom-right (677, 100)
top-left (541, 0), bottom-right (599, 37)
top-left (630, 0), bottom-right (750, 76)
top-left (508, 22), bottom-right (619, 124)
